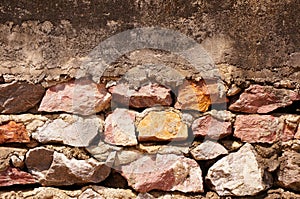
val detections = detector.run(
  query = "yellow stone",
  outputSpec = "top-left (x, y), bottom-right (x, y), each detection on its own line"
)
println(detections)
top-left (137, 110), bottom-right (188, 141)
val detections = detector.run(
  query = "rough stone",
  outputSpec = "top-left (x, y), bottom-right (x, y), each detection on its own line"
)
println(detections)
top-left (220, 140), bottom-right (243, 152)
top-left (104, 108), bottom-right (137, 146)
top-left (175, 80), bottom-right (211, 112)
top-left (0, 82), bottom-right (45, 114)
top-left (120, 154), bottom-right (204, 193)
top-left (0, 121), bottom-right (30, 144)
top-left (0, 147), bottom-right (27, 170)
top-left (281, 115), bottom-right (300, 141)
top-left (191, 140), bottom-right (228, 160)
top-left (229, 85), bottom-right (300, 113)
top-left (277, 151), bottom-right (300, 191)
top-left (0, 167), bottom-right (37, 186)
top-left (192, 115), bottom-right (232, 139)
top-left (139, 144), bottom-right (189, 155)
top-left (137, 108), bottom-right (188, 142)
top-left (109, 83), bottom-right (172, 108)
top-left (206, 143), bottom-right (272, 196)
top-left (32, 114), bottom-right (103, 147)
top-left (266, 188), bottom-right (300, 199)
top-left (25, 147), bottom-right (111, 186)
top-left (38, 78), bottom-right (111, 115)
top-left (86, 140), bottom-right (121, 165)
top-left (234, 115), bottom-right (283, 143)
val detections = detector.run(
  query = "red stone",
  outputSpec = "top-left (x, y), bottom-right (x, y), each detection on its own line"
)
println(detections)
top-left (39, 78), bottom-right (111, 115)
top-left (234, 115), bottom-right (282, 143)
top-left (0, 167), bottom-right (36, 186)
top-left (109, 83), bottom-right (172, 108)
top-left (229, 85), bottom-right (300, 113)
top-left (192, 115), bottom-right (232, 139)
top-left (0, 121), bottom-right (30, 144)
top-left (295, 126), bottom-right (300, 139)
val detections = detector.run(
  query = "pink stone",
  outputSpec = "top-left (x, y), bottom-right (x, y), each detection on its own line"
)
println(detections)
top-left (109, 83), bottom-right (172, 108)
top-left (39, 78), bottom-right (111, 115)
top-left (0, 121), bottom-right (30, 144)
top-left (192, 115), bottom-right (232, 139)
top-left (0, 167), bottom-right (37, 186)
top-left (104, 108), bottom-right (137, 146)
top-left (234, 115), bottom-right (283, 143)
top-left (229, 85), bottom-right (300, 113)
top-left (120, 154), bottom-right (203, 193)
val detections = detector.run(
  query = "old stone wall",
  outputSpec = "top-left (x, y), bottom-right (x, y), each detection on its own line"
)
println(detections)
top-left (0, 0), bottom-right (299, 198)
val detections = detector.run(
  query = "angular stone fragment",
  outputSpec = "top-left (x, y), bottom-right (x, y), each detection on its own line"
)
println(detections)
top-left (0, 167), bottom-right (37, 186)
top-left (175, 81), bottom-right (211, 112)
top-left (206, 143), bottom-right (272, 196)
top-left (104, 109), bottom-right (137, 146)
top-left (0, 147), bottom-right (27, 170)
top-left (39, 78), bottom-right (111, 115)
top-left (281, 115), bottom-right (300, 141)
top-left (109, 83), bottom-right (172, 108)
top-left (137, 109), bottom-right (188, 141)
top-left (32, 114), bottom-right (103, 147)
top-left (192, 115), bottom-right (232, 139)
top-left (234, 115), bottom-right (283, 143)
top-left (277, 151), bottom-right (300, 191)
top-left (229, 85), bottom-right (300, 113)
top-left (191, 140), bottom-right (228, 160)
top-left (25, 147), bottom-right (111, 186)
top-left (0, 121), bottom-right (30, 144)
top-left (0, 82), bottom-right (45, 114)
top-left (120, 154), bottom-right (203, 193)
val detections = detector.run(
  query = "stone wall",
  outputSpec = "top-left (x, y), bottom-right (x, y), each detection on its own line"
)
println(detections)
top-left (0, 0), bottom-right (299, 198)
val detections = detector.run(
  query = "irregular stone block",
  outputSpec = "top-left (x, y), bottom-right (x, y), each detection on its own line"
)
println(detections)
top-left (191, 140), bottom-right (228, 160)
top-left (0, 82), bottom-right (45, 114)
top-left (277, 151), bottom-right (300, 191)
top-left (104, 108), bottom-right (137, 146)
top-left (229, 85), bottom-right (300, 113)
top-left (175, 81), bottom-right (211, 112)
top-left (234, 115), bottom-right (283, 143)
top-left (0, 147), bottom-right (27, 170)
top-left (0, 121), bottom-right (30, 144)
top-left (206, 143), bottom-right (272, 196)
top-left (25, 147), bottom-right (111, 186)
top-left (32, 114), bottom-right (103, 147)
top-left (109, 83), bottom-right (172, 108)
top-left (137, 108), bottom-right (188, 141)
top-left (0, 167), bottom-right (37, 186)
top-left (120, 154), bottom-right (204, 193)
top-left (192, 115), bottom-right (232, 139)
top-left (39, 78), bottom-right (111, 115)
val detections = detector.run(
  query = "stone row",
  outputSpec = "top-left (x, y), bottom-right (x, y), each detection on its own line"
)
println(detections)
top-left (1, 79), bottom-right (299, 115)
top-left (0, 110), bottom-right (299, 147)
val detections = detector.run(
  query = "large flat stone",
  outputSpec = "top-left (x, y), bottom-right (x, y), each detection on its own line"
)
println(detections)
top-left (32, 114), bottom-right (103, 147)
top-left (229, 85), bottom-right (300, 113)
top-left (206, 143), bottom-right (272, 196)
top-left (137, 108), bottom-right (188, 142)
top-left (120, 154), bottom-right (204, 193)
top-left (234, 115), bottom-right (283, 143)
top-left (104, 108), bottom-right (137, 146)
top-left (0, 82), bottom-right (45, 114)
top-left (0, 167), bottom-right (37, 186)
top-left (25, 147), bottom-right (111, 186)
top-left (39, 78), bottom-right (111, 115)
top-left (109, 83), bottom-right (172, 108)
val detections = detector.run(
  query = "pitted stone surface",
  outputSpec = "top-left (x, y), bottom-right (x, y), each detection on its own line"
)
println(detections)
top-left (0, 121), bottom-right (30, 144)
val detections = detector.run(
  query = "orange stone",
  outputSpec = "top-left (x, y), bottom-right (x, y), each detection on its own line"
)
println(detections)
top-left (137, 110), bottom-right (188, 141)
top-left (175, 81), bottom-right (211, 112)
top-left (0, 121), bottom-right (30, 144)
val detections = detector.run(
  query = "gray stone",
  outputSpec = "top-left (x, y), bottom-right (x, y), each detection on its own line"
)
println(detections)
top-left (32, 114), bottom-right (103, 147)
top-left (191, 140), bottom-right (228, 160)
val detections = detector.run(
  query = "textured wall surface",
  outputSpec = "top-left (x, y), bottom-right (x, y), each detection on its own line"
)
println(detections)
top-left (0, 0), bottom-right (299, 198)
